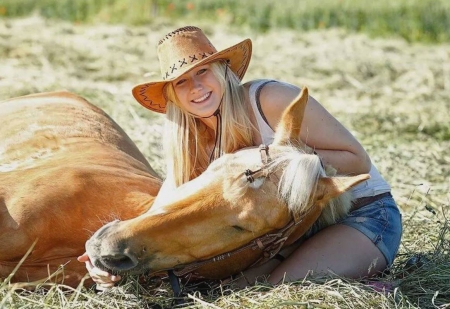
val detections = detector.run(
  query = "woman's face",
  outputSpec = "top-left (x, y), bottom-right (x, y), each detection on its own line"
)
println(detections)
top-left (171, 63), bottom-right (223, 117)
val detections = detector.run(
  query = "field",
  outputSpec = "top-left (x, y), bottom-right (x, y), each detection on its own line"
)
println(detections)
top-left (1, 0), bottom-right (450, 43)
top-left (1, 8), bottom-right (450, 309)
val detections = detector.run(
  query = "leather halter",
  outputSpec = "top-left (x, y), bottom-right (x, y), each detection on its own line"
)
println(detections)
top-left (171, 217), bottom-right (302, 277)
top-left (168, 144), bottom-right (305, 278)
top-left (244, 144), bottom-right (271, 183)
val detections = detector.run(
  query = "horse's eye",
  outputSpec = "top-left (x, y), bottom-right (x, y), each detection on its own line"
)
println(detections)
top-left (232, 225), bottom-right (246, 232)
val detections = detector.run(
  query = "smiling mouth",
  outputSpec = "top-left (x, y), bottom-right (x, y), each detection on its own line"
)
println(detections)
top-left (192, 92), bottom-right (211, 103)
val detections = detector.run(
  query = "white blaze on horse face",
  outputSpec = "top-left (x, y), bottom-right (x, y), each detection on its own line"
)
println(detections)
top-left (221, 147), bottom-right (270, 202)
top-left (248, 177), bottom-right (265, 189)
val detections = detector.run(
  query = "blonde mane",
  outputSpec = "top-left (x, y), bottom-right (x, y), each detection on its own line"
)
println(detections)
top-left (272, 146), bottom-right (352, 228)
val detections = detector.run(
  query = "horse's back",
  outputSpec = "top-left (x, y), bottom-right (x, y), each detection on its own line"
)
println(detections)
top-left (1, 91), bottom-right (156, 173)
top-left (0, 91), bottom-right (162, 286)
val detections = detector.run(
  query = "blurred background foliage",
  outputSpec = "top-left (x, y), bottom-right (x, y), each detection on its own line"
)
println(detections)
top-left (1, 0), bottom-right (449, 43)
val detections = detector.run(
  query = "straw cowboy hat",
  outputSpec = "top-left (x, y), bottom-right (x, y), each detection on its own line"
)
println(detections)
top-left (132, 26), bottom-right (252, 113)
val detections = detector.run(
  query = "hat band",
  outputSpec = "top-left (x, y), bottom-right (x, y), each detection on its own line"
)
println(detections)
top-left (162, 50), bottom-right (215, 80)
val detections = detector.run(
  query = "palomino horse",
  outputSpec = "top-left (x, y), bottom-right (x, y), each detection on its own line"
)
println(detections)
top-left (86, 87), bottom-right (370, 280)
top-left (0, 91), bottom-right (162, 287)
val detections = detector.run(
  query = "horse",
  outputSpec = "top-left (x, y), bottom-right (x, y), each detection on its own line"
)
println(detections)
top-left (85, 87), bottom-right (370, 280)
top-left (0, 91), bottom-right (162, 288)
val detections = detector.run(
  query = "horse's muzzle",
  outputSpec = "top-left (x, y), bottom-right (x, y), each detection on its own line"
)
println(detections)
top-left (96, 251), bottom-right (139, 273)
top-left (86, 220), bottom-right (142, 274)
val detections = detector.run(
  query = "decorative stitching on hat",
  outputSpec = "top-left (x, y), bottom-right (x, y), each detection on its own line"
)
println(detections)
top-left (189, 55), bottom-right (198, 62)
top-left (164, 50), bottom-right (216, 79)
top-left (138, 84), bottom-right (165, 111)
top-left (179, 58), bottom-right (187, 67)
top-left (158, 26), bottom-right (201, 45)
top-left (138, 84), bottom-right (152, 103)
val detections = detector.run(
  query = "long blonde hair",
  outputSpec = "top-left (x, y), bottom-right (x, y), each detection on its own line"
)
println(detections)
top-left (163, 61), bottom-right (255, 186)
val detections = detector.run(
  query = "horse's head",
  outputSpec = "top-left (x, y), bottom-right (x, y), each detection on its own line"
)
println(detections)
top-left (85, 87), bottom-right (369, 278)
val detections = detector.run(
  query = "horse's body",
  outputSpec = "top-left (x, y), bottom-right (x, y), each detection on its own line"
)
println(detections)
top-left (1, 88), bottom-right (369, 288)
top-left (0, 91), bottom-right (162, 287)
top-left (86, 88), bottom-right (370, 279)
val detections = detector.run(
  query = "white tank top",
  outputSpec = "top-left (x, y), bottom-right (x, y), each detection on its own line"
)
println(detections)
top-left (248, 79), bottom-right (391, 198)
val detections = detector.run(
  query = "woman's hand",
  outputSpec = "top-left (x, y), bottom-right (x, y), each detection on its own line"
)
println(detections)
top-left (77, 252), bottom-right (121, 290)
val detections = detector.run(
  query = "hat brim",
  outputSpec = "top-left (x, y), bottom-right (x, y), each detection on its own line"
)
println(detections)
top-left (132, 38), bottom-right (252, 114)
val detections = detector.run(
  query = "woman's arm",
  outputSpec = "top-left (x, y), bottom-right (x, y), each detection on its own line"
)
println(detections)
top-left (259, 82), bottom-right (371, 175)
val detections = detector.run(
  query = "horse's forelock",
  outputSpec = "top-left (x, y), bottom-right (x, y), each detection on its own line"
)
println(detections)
top-left (272, 146), bottom-right (353, 227)
top-left (224, 145), bottom-right (351, 228)
top-left (224, 146), bottom-right (325, 212)
top-left (272, 148), bottom-right (322, 216)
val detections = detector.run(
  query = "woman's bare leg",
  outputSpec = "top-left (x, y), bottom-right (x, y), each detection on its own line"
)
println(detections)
top-left (230, 224), bottom-right (386, 288)
top-left (268, 224), bottom-right (386, 284)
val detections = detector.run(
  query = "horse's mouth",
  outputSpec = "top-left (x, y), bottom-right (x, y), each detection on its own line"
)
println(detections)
top-left (93, 256), bottom-right (150, 276)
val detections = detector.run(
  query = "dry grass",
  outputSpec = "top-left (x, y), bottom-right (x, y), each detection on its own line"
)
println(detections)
top-left (0, 16), bottom-right (449, 308)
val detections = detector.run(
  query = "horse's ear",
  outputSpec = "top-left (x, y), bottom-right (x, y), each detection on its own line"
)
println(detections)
top-left (313, 174), bottom-right (370, 207)
top-left (273, 87), bottom-right (309, 147)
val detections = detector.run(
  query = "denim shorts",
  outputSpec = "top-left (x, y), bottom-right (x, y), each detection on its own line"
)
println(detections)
top-left (338, 193), bottom-right (403, 266)
top-left (302, 192), bottom-right (402, 266)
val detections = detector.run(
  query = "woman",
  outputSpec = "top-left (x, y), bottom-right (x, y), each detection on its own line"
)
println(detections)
top-left (78, 26), bottom-right (402, 289)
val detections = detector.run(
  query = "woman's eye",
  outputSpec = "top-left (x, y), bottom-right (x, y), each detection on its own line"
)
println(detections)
top-left (197, 68), bottom-right (207, 75)
top-left (175, 79), bottom-right (186, 86)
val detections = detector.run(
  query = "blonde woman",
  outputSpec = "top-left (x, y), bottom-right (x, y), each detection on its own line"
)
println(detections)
top-left (79, 26), bottom-right (402, 289)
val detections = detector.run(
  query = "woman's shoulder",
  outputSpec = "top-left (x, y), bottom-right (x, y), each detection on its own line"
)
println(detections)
top-left (243, 79), bottom-right (300, 98)
top-left (242, 79), bottom-right (283, 90)
top-left (242, 79), bottom-right (303, 129)
top-left (242, 80), bottom-right (267, 92)
top-left (259, 80), bottom-right (301, 113)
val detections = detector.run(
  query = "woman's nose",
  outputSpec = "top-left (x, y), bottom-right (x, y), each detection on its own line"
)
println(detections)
top-left (190, 76), bottom-right (203, 92)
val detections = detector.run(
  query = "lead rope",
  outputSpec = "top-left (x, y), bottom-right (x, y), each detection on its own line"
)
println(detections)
top-left (168, 270), bottom-right (184, 306)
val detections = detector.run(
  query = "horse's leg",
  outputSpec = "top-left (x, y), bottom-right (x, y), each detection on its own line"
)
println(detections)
top-left (0, 206), bottom-right (34, 262)
top-left (0, 205), bottom-right (91, 288)
top-left (0, 257), bottom-right (93, 288)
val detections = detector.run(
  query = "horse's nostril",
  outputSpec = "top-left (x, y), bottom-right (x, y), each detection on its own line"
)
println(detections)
top-left (90, 220), bottom-right (121, 241)
top-left (101, 253), bottom-right (138, 272)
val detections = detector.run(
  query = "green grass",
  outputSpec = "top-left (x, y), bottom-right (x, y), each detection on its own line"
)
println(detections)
top-left (1, 0), bottom-right (450, 43)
